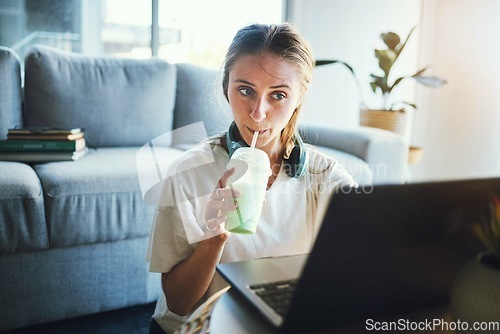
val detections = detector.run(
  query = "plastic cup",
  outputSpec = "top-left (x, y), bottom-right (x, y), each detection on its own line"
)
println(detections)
top-left (225, 147), bottom-right (271, 234)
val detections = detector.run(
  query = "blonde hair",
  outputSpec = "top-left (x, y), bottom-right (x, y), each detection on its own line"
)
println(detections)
top-left (222, 23), bottom-right (315, 156)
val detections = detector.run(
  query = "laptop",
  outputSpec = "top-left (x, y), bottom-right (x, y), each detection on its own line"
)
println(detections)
top-left (216, 177), bottom-right (500, 333)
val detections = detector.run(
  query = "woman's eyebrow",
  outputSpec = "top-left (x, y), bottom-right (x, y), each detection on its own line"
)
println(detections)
top-left (235, 79), bottom-right (255, 86)
top-left (270, 84), bottom-right (290, 89)
top-left (235, 79), bottom-right (291, 90)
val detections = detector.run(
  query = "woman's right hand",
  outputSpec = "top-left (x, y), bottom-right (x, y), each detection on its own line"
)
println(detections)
top-left (203, 167), bottom-right (241, 239)
top-left (163, 167), bottom-right (241, 315)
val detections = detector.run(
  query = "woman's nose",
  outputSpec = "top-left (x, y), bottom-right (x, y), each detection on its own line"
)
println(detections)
top-left (250, 98), bottom-right (268, 122)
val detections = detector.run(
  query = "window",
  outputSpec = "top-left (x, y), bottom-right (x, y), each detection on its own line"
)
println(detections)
top-left (0, 0), bottom-right (284, 68)
top-left (0, 0), bottom-right (82, 60)
top-left (157, 0), bottom-right (284, 69)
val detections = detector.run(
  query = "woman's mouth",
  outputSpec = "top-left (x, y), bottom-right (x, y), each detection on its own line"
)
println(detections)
top-left (247, 127), bottom-right (268, 135)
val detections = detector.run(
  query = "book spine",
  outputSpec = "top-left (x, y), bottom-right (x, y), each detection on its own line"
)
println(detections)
top-left (6, 132), bottom-right (84, 141)
top-left (0, 140), bottom-right (78, 152)
top-left (8, 128), bottom-right (82, 135)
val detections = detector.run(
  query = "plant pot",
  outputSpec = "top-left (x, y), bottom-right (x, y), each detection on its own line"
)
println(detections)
top-left (359, 108), bottom-right (407, 137)
top-left (450, 253), bottom-right (500, 333)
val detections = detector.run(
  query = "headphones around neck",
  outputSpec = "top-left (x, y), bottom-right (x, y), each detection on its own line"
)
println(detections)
top-left (225, 121), bottom-right (308, 179)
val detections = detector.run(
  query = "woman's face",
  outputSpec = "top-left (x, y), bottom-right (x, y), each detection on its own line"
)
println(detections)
top-left (227, 52), bottom-right (304, 156)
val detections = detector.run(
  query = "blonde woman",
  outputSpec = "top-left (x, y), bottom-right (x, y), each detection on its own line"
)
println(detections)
top-left (147, 22), bottom-right (356, 333)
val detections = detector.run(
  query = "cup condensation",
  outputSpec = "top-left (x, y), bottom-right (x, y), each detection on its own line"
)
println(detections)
top-left (225, 147), bottom-right (271, 234)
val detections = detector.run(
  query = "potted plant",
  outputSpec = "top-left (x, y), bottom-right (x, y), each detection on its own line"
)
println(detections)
top-left (471, 195), bottom-right (500, 267)
top-left (315, 27), bottom-right (447, 138)
top-left (450, 194), bottom-right (500, 329)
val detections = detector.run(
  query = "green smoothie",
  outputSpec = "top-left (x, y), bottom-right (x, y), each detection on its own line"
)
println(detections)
top-left (224, 147), bottom-right (270, 234)
top-left (225, 182), bottom-right (266, 234)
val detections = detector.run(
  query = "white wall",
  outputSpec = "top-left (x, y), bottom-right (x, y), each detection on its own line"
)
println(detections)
top-left (289, 0), bottom-right (500, 182)
top-left (288, 0), bottom-right (421, 132)
top-left (412, 0), bottom-right (500, 181)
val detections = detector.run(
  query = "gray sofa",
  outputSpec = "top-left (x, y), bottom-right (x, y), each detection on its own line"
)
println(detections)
top-left (0, 45), bottom-right (407, 331)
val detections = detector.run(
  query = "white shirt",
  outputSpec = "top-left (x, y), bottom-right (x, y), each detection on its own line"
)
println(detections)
top-left (146, 139), bottom-right (356, 332)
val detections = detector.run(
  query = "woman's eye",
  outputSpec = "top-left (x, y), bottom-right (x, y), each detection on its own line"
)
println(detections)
top-left (272, 92), bottom-right (286, 100)
top-left (238, 87), bottom-right (253, 96)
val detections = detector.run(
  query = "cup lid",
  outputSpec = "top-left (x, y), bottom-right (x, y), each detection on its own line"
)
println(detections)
top-left (226, 147), bottom-right (271, 182)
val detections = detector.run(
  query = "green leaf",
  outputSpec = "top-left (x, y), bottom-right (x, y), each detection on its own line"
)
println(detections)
top-left (495, 196), bottom-right (500, 223)
top-left (472, 224), bottom-right (495, 252)
top-left (389, 69), bottom-right (427, 94)
top-left (394, 101), bottom-right (417, 110)
top-left (405, 102), bottom-right (417, 109)
top-left (471, 197), bottom-right (500, 256)
top-left (388, 72), bottom-right (447, 95)
top-left (374, 49), bottom-right (397, 77)
top-left (381, 32), bottom-right (400, 50)
top-left (490, 201), bottom-right (500, 247)
top-left (414, 76), bottom-right (447, 87)
top-left (412, 67), bottom-right (429, 77)
top-left (389, 76), bottom-right (407, 93)
top-left (315, 59), bottom-right (356, 76)
top-left (370, 74), bottom-right (389, 94)
top-left (395, 26), bottom-right (416, 57)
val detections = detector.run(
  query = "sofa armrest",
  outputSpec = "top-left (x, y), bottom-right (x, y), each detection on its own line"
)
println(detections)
top-left (299, 122), bottom-right (408, 184)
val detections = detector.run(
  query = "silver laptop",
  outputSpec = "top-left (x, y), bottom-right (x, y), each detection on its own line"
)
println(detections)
top-left (217, 177), bottom-right (500, 333)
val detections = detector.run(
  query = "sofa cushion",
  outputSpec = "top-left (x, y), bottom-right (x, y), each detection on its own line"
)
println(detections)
top-left (173, 63), bottom-right (232, 144)
top-left (0, 162), bottom-right (48, 254)
top-left (315, 146), bottom-right (373, 186)
top-left (33, 147), bottom-right (184, 247)
top-left (0, 47), bottom-right (22, 140)
top-left (24, 45), bottom-right (177, 147)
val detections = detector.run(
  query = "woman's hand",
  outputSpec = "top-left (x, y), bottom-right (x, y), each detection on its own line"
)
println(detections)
top-left (163, 168), bottom-right (241, 315)
top-left (203, 167), bottom-right (241, 240)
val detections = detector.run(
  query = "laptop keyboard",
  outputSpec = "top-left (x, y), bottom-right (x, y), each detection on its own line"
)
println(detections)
top-left (249, 278), bottom-right (298, 317)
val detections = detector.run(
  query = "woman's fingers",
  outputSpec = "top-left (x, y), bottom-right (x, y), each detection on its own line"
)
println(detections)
top-left (210, 187), bottom-right (241, 202)
top-left (204, 167), bottom-right (242, 230)
top-left (219, 167), bottom-right (236, 189)
top-left (207, 197), bottom-right (238, 211)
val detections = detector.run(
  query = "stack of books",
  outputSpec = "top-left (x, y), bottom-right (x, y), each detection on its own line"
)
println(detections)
top-left (0, 127), bottom-right (88, 162)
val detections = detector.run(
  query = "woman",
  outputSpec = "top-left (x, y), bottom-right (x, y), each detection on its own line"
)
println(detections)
top-left (147, 22), bottom-right (356, 333)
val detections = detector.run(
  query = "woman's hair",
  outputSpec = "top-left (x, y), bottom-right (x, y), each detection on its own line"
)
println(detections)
top-left (222, 22), bottom-right (315, 157)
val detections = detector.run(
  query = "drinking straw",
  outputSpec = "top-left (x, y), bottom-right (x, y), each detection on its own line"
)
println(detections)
top-left (251, 131), bottom-right (259, 148)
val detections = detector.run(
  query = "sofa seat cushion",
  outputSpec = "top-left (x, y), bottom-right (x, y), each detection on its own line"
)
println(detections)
top-left (315, 146), bottom-right (373, 186)
top-left (33, 147), bottom-right (184, 247)
top-left (0, 162), bottom-right (48, 254)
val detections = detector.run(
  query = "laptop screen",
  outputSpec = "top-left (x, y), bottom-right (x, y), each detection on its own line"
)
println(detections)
top-left (284, 177), bottom-right (499, 333)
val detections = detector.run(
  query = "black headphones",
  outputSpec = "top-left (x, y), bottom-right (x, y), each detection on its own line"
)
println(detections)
top-left (225, 121), bottom-right (308, 179)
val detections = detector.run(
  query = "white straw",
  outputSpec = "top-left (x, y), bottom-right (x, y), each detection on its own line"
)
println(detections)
top-left (250, 131), bottom-right (259, 148)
